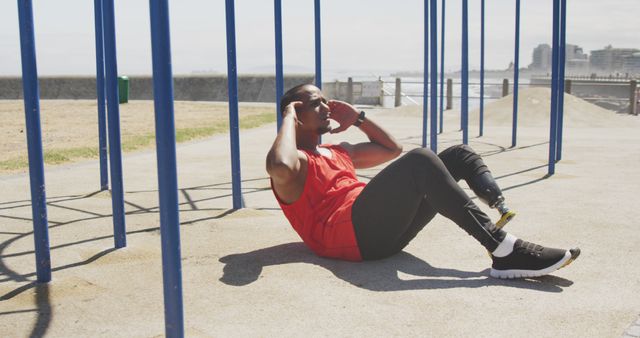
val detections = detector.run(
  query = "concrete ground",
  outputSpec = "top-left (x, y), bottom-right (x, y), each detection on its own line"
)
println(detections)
top-left (1, 90), bottom-right (640, 337)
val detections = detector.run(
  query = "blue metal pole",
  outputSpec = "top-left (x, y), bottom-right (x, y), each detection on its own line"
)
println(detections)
top-left (479, 0), bottom-right (485, 137)
top-left (102, 0), bottom-right (127, 248)
top-left (314, 0), bottom-right (323, 145)
top-left (149, 1), bottom-right (184, 336)
top-left (314, 0), bottom-right (322, 89)
top-left (93, 0), bottom-right (109, 191)
top-left (511, 0), bottom-right (521, 148)
top-left (429, 0), bottom-right (438, 152)
top-left (439, 0), bottom-right (445, 134)
top-left (225, 0), bottom-right (244, 209)
top-left (461, 0), bottom-right (469, 145)
top-left (17, 0), bottom-right (51, 283)
top-left (548, 0), bottom-right (560, 175)
top-left (274, 0), bottom-right (283, 130)
top-left (556, 0), bottom-right (567, 161)
top-left (422, 0), bottom-right (429, 148)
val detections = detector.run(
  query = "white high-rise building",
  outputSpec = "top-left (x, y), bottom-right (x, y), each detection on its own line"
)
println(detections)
top-left (529, 43), bottom-right (588, 73)
top-left (590, 45), bottom-right (640, 73)
top-left (623, 52), bottom-right (640, 75)
top-left (529, 44), bottom-right (552, 71)
top-left (566, 44), bottom-right (589, 73)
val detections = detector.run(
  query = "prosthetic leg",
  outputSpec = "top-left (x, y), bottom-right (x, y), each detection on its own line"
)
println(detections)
top-left (439, 144), bottom-right (516, 229)
top-left (468, 172), bottom-right (516, 229)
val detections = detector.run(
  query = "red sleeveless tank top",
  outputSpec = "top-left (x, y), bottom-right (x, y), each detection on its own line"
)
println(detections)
top-left (272, 144), bottom-right (365, 261)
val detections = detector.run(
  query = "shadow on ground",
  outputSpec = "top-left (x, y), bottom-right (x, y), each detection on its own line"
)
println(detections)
top-left (219, 242), bottom-right (573, 293)
top-left (0, 282), bottom-right (51, 337)
top-left (0, 180), bottom-right (265, 337)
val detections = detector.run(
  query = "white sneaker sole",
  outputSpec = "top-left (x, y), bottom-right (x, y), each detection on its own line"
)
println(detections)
top-left (489, 250), bottom-right (577, 279)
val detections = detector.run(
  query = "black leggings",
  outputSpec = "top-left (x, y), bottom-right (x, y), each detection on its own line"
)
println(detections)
top-left (351, 145), bottom-right (506, 260)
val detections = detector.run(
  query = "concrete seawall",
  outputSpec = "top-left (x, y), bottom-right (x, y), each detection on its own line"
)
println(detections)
top-left (530, 77), bottom-right (638, 113)
top-left (0, 75), bottom-right (314, 102)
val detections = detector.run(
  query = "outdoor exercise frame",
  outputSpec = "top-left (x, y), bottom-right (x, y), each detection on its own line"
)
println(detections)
top-left (15, 0), bottom-right (567, 336)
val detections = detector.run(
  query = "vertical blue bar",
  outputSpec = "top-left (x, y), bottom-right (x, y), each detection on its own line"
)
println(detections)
top-left (479, 0), bottom-right (485, 137)
top-left (274, 0), bottom-right (283, 130)
top-left (17, 0), bottom-right (51, 283)
top-left (511, 0), bottom-right (521, 148)
top-left (94, 0), bottom-right (109, 191)
top-left (225, 0), bottom-right (244, 209)
top-left (314, 0), bottom-right (322, 89)
top-left (556, 0), bottom-right (567, 161)
top-left (461, 0), bottom-right (469, 144)
top-left (548, 0), bottom-right (560, 175)
top-left (103, 0), bottom-right (126, 248)
top-left (314, 0), bottom-right (322, 145)
top-left (149, 1), bottom-right (184, 336)
top-left (422, 0), bottom-right (429, 148)
top-left (429, 0), bottom-right (438, 152)
top-left (438, 0), bottom-right (445, 134)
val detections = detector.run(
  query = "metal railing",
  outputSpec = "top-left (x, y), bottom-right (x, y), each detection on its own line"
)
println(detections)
top-left (336, 76), bottom-right (638, 115)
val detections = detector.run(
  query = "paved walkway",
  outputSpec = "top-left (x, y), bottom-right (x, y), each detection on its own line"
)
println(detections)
top-left (1, 97), bottom-right (639, 337)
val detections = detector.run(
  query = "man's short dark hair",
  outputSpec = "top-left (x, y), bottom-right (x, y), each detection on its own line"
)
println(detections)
top-left (279, 83), bottom-right (314, 114)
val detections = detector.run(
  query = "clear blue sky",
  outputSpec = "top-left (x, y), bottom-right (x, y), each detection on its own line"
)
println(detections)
top-left (0, 0), bottom-right (638, 78)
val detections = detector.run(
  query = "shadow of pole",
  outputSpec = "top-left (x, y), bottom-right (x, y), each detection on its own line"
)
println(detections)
top-left (0, 178), bottom-right (267, 337)
top-left (0, 281), bottom-right (52, 338)
top-left (0, 177), bottom-right (272, 284)
top-left (30, 283), bottom-right (51, 338)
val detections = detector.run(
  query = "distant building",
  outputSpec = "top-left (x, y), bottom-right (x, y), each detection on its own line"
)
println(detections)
top-left (622, 52), bottom-right (640, 75)
top-left (529, 43), bottom-right (588, 73)
top-left (566, 44), bottom-right (589, 73)
top-left (566, 44), bottom-right (588, 61)
top-left (529, 44), bottom-right (552, 71)
top-left (590, 45), bottom-right (640, 73)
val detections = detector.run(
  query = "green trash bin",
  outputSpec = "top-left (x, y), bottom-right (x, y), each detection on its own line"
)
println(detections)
top-left (118, 76), bottom-right (129, 104)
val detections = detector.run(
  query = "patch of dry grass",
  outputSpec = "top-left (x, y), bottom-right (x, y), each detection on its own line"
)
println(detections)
top-left (0, 100), bottom-right (276, 173)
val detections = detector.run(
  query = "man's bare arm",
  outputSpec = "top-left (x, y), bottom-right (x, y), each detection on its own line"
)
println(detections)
top-left (345, 116), bottom-right (403, 168)
top-left (266, 102), bottom-right (303, 184)
top-left (329, 100), bottom-right (402, 168)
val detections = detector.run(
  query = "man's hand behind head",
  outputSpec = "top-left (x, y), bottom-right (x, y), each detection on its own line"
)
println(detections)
top-left (328, 100), bottom-right (359, 134)
top-left (284, 101), bottom-right (303, 125)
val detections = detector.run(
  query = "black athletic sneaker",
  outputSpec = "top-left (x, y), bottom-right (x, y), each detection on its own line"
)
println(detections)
top-left (490, 238), bottom-right (580, 279)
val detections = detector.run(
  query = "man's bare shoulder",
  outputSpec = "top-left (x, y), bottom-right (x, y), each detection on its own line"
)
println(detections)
top-left (271, 150), bottom-right (308, 204)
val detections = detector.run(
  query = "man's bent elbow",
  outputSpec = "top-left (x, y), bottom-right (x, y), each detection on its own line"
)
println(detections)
top-left (391, 144), bottom-right (403, 158)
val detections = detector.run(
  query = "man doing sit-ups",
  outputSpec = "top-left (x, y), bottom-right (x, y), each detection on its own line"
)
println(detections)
top-left (266, 84), bottom-right (579, 279)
